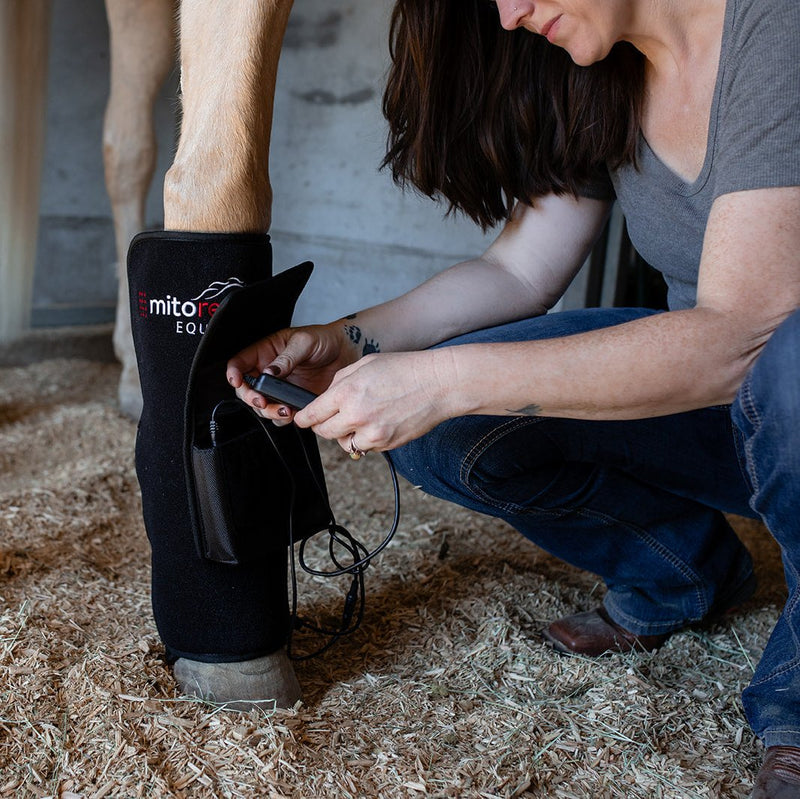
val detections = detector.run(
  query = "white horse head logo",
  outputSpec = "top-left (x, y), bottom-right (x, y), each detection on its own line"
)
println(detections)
top-left (190, 278), bottom-right (246, 303)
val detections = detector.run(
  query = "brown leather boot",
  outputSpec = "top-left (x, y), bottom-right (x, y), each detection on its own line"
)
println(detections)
top-left (543, 574), bottom-right (757, 657)
top-left (542, 607), bottom-right (669, 656)
top-left (750, 747), bottom-right (800, 798)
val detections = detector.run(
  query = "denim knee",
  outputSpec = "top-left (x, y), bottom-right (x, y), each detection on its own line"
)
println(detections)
top-left (391, 420), bottom-right (465, 502)
top-left (736, 308), bottom-right (800, 418)
top-left (732, 310), bottom-right (800, 484)
top-left (391, 416), bottom-right (529, 513)
top-left (732, 308), bottom-right (800, 542)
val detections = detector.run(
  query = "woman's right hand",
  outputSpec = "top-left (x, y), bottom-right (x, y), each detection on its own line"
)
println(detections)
top-left (226, 322), bottom-right (356, 422)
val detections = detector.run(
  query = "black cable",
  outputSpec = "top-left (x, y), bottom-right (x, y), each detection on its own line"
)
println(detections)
top-left (249, 409), bottom-right (401, 660)
top-left (296, 452), bottom-right (400, 578)
top-left (209, 399), bottom-right (241, 446)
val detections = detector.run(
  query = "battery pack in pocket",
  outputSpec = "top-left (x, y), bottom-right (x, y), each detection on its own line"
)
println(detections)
top-left (191, 401), bottom-right (330, 564)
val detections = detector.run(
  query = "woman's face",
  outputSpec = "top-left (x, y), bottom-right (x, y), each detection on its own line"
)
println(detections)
top-left (492, 0), bottom-right (629, 66)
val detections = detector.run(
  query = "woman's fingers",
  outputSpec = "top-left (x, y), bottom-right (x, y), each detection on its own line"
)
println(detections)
top-left (264, 329), bottom-right (322, 378)
top-left (226, 338), bottom-right (280, 387)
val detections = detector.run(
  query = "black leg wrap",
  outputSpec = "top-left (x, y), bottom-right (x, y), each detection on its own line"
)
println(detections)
top-left (128, 231), bottom-right (329, 663)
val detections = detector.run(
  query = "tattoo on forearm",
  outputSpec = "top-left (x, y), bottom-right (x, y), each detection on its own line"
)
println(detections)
top-left (344, 319), bottom-right (380, 356)
top-left (507, 404), bottom-right (543, 417)
top-left (344, 324), bottom-right (361, 345)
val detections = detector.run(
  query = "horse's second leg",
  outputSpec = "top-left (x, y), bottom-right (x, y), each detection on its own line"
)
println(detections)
top-left (128, 0), bottom-right (300, 709)
top-left (103, 0), bottom-right (177, 419)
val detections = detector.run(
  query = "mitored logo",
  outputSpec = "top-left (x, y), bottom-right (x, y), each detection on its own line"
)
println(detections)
top-left (136, 278), bottom-right (245, 336)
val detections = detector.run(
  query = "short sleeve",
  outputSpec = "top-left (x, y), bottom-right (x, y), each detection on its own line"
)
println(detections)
top-left (713, 0), bottom-right (800, 199)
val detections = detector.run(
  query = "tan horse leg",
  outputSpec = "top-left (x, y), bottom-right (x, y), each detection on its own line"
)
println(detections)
top-left (103, 0), bottom-right (177, 419)
top-left (164, 0), bottom-right (292, 232)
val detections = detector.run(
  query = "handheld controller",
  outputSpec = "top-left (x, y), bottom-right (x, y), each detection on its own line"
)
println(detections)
top-left (243, 373), bottom-right (318, 410)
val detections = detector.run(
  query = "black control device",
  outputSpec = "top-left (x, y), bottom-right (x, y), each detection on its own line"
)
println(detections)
top-left (243, 373), bottom-right (318, 410)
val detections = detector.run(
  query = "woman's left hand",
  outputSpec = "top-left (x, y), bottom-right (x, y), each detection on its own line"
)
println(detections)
top-left (294, 350), bottom-right (457, 455)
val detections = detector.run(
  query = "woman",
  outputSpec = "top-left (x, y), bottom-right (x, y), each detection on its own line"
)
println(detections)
top-left (228, 0), bottom-right (800, 793)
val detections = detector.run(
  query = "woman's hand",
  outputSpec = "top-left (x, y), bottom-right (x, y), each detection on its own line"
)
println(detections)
top-left (226, 322), bottom-right (357, 422)
top-left (294, 349), bottom-right (458, 455)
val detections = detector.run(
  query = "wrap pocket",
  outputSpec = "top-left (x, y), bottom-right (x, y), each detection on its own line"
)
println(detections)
top-left (191, 402), bottom-right (328, 564)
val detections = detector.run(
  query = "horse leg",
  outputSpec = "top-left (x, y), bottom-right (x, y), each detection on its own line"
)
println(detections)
top-left (164, 0), bottom-right (291, 232)
top-left (128, 0), bottom-right (300, 710)
top-left (103, 0), bottom-right (177, 419)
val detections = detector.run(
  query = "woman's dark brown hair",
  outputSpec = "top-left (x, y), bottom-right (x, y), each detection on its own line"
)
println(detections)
top-left (382, 0), bottom-right (645, 229)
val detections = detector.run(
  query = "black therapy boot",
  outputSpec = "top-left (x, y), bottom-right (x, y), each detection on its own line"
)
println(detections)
top-left (127, 231), bottom-right (328, 710)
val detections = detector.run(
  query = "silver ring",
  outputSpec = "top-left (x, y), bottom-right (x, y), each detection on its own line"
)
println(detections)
top-left (348, 432), bottom-right (366, 460)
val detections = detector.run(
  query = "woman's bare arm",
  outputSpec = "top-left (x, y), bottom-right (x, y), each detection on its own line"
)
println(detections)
top-left (318, 193), bottom-right (612, 355)
top-left (297, 186), bottom-right (800, 450)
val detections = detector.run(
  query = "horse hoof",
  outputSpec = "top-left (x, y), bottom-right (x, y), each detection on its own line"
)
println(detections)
top-left (173, 648), bottom-right (302, 712)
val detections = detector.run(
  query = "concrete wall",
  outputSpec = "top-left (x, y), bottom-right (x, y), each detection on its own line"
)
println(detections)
top-left (33, 0), bottom-right (495, 328)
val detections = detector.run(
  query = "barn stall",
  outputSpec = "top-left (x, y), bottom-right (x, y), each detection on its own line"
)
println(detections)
top-left (0, 1), bottom-right (786, 796)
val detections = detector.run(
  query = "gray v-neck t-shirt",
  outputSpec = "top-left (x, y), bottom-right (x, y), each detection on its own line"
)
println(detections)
top-left (609, 0), bottom-right (800, 311)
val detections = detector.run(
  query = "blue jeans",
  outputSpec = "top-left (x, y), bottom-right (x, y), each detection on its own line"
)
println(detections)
top-left (391, 306), bottom-right (800, 748)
